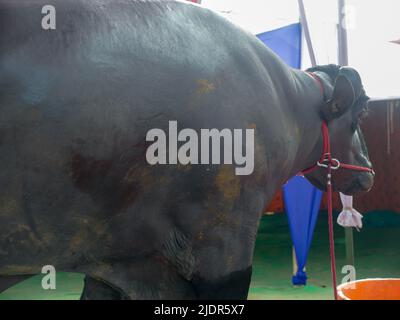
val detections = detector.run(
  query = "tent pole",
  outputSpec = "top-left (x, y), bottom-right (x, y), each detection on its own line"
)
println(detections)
top-left (338, 0), bottom-right (349, 66)
top-left (338, 0), bottom-right (355, 269)
top-left (298, 0), bottom-right (317, 67)
top-left (292, 246), bottom-right (298, 277)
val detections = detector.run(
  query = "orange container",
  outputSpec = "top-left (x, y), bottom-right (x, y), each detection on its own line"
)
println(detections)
top-left (337, 278), bottom-right (400, 300)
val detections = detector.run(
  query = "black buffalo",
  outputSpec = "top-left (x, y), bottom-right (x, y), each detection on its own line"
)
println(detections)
top-left (0, 0), bottom-right (373, 299)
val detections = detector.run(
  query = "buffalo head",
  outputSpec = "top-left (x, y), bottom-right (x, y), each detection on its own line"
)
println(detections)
top-left (305, 65), bottom-right (374, 195)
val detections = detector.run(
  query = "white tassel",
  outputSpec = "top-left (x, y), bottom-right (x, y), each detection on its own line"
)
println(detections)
top-left (337, 193), bottom-right (363, 231)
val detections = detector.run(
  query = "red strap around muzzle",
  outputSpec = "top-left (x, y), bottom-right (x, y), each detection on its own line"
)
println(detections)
top-left (301, 121), bottom-right (375, 176)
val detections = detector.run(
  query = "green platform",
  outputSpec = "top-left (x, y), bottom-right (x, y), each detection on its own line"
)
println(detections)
top-left (1, 211), bottom-right (399, 300)
top-left (249, 211), bottom-right (400, 300)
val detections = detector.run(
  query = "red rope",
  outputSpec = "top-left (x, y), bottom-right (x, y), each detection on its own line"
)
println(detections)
top-left (302, 72), bottom-right (375, 300)
top-left (340, 163), bottom-right (375, 173)
top-left (326, 161), bottom-right (338, 300)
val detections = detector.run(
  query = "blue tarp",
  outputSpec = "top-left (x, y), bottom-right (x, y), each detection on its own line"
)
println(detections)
top-left (257, 23), bottom-right (322, 285)
top-left (257, 23), bottom-right (302, 68)
top-left (283, 176), bottom-right (323, 285)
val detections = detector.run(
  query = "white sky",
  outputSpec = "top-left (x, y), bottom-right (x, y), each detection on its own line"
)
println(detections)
top-left (201, 0), bottom-right (400, 98)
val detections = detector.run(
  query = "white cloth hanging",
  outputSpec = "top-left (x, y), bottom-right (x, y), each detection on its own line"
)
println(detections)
top-left (337, 193), bottom-right (363, 231)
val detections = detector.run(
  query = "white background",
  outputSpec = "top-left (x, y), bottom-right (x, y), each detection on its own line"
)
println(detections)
top-left (201, 0), bottom-right (400, 99)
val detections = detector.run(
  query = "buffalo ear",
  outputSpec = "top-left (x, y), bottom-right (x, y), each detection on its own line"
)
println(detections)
top-left (323, 73), bottom-right (356, 120)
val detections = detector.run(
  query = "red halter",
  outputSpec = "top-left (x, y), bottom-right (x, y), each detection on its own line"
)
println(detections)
top-left (301, 121), bottom-right (375, 175)
top-left (302, 71), bottom-right (374, 300)
top-left (302, 72), bottom-right (375, 176)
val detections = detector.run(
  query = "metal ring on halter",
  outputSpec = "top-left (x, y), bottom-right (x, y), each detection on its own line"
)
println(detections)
top-left (317, 158), bottom-right (341, 170)
top-left (330, 159), bottom-right (341, 170)
top-left (317, 161), bottom-right (328, 168)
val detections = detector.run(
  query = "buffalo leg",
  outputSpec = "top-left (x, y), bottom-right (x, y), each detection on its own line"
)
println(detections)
top-left (80, 275), bottom-right (128, 300)
top-left (192, 266), bottom-right (253, 300)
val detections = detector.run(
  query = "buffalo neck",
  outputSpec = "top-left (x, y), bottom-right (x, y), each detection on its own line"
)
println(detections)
top-left (284, 69), bottom-right (328, 178)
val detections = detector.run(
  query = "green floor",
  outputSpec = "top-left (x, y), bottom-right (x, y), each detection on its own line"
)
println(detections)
top-left (249, 211), bottom-right (400, 300)
top-left (1, 211), bottom-right (399, 300)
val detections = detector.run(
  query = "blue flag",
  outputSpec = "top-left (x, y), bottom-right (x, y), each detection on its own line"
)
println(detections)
top-left (257, 23), bottom-right (302, 68)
